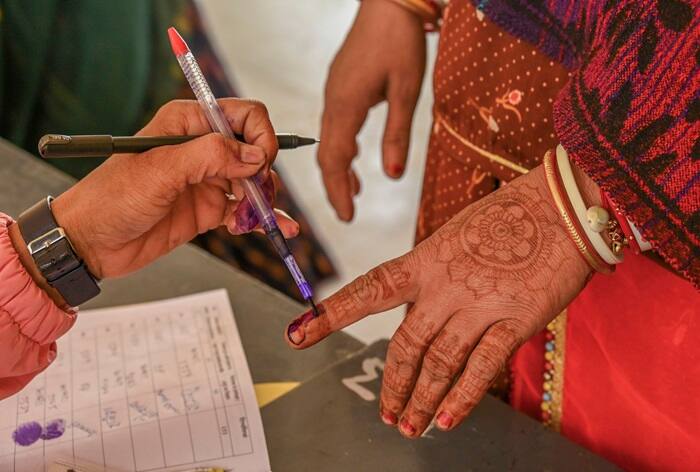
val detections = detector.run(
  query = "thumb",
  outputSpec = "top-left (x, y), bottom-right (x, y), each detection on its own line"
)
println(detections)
top-left (164, 133), bottom-right (264, 189)
top-left (382, 85), bottom-right (418, 179)
top-left (284, 253), bottom-right (419, 349)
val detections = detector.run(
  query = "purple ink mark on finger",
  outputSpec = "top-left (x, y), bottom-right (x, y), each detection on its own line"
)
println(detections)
top-left (12, 421), bottom-right (42, 446)
top-left (40, 419), bottom-right (65, 440)
top-left (234, 198), bottom-right (259, 232)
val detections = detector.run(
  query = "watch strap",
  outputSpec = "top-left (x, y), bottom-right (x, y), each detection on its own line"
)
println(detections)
top-left (18, 197), bottom-right (59, 244)
top-left (18, 197), bottom-right (100, 306)
top-left (51, 260), bottom-right (101, 306)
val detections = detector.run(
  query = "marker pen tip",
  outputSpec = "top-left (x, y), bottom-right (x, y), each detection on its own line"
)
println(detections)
top-left (167, 27), bottom-right (190, 56)
top-left (309, 299), bottom-right (320, 317)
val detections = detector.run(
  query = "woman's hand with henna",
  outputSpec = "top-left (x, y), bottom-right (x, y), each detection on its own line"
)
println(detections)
top-left (284, 164), bottom-right (596, 437)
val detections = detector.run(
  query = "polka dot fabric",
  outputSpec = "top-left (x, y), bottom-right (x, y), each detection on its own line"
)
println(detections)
top-left (416, 0), bottom-right (570, 242)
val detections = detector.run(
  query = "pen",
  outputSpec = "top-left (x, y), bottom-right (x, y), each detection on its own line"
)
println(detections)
top-left (168, 26), bottom-right (319, 314)
top-left (38, 133), bottom-right (318, 158)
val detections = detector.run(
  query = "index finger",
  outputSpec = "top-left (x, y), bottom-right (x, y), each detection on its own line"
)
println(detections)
top-left (284, 254), bottom-right (419, 349)
top-left (138, 99), bottom-right (278, 165)
top-left (317, 95), bottom-right (368, 221)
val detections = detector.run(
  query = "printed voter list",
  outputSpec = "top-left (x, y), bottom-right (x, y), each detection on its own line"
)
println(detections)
top-left (0, 290), bottom-right (270, 472)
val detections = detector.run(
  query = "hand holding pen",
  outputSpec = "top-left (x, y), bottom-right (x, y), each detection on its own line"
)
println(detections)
top-left (168, 27), bottom-right (319, 311)
top-left (44, 99), bottom-right (299, 283)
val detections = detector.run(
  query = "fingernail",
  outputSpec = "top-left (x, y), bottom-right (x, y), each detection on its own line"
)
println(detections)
top-left (47, 350), bottom-right (57, 363)
top-left (381, 410), bottom-right (398, 426)
top-left (389, 163), bottom-right (404, 177)
top-left (436, 411), bottom-right (453, 430)
top-left (242, 148), bottom-right (265, 164)
top-left (399, 417), bottom-right (416, 436)
top-left (287, 310), bottom-right (315, 345)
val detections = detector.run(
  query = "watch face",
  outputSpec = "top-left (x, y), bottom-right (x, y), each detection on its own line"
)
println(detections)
top-left (35, 238), bottom-right (81, 282)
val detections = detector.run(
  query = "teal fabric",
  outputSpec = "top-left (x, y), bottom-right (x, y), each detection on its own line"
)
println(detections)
top-left (0, 0), bottom-right (184, 177)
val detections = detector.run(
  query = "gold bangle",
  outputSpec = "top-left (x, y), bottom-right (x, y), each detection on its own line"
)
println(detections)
top-left (543, 150), bottom-right (613, 274)
top-left (386, 0), bottom-right (438, 23)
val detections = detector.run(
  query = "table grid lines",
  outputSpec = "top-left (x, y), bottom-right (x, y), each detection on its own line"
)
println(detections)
top-left (142, 316), bottom-right (168, 468)
top-left (1, 291), bottom-right (268, 471)
top-left (192, 308), bottom-right (226, 457)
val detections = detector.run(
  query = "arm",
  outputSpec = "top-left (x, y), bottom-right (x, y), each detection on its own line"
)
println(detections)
top-left (0, 215), bottom-right (74, 400)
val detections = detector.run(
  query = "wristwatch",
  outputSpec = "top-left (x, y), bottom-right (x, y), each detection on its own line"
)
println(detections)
top-left (18, 197), bottom-right (101, 306)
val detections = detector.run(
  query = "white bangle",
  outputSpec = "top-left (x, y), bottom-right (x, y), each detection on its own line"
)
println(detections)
top-left (555, 145), bottom-right (623, 265)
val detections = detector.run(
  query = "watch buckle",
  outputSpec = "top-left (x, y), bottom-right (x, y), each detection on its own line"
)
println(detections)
top-left (27, 227), bottom-right (70, 256)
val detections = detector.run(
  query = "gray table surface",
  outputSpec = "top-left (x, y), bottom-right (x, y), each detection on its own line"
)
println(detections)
top-left (263, 340), bottom-right (618, 471)
top-left (0, 139), bottom-right (616, 470)
top-left (0, 138), bottom-right (364, 384)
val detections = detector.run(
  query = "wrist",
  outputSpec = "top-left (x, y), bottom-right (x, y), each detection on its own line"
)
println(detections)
top-left (8, 222), bottom-right (68, 309)
top-left (368, 0), bottom-right (436, 29)
top-left (51, 193), bottom-right (103, 279)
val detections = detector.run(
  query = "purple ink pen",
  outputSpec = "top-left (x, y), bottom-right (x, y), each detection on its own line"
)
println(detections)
top-left (168, 27), bottom-right (318, 315)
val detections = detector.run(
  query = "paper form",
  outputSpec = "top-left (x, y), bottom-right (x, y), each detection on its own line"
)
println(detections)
top-left (0, 290), bottom-right (271, 472)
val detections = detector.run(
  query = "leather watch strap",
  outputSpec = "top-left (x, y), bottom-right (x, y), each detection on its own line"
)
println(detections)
top-left (18, 197), bottom-right (59, 244)
top-left (18, 197), bottom-right (100, 306)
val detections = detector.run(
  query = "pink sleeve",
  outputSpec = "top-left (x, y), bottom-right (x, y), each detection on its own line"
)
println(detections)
top-left (0, 213), bottom-right (76, 399)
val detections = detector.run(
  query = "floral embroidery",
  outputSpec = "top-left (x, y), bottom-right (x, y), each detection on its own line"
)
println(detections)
top-left (467, 88), bottom-right (524, 133)
top-left (495, 89), bottom-right (524, 122)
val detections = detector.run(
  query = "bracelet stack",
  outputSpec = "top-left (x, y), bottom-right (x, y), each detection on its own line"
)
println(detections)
top-left (543, 146), bottom-right (620, 274)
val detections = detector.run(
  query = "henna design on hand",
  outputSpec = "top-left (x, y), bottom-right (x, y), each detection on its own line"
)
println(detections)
top-left (331, 257), bottom-right (414, 318)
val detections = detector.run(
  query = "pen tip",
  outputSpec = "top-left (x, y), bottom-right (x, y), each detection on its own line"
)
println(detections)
top-left (296, 136), bottom-right (319, 147)
top-left (167, 27), bottom-right (190, 56)
top-left (309, 299), bottom-right (320, 317)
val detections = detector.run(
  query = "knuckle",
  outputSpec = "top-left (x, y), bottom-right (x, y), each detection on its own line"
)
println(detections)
top-left (389, 328), bottom-right (420, 361)
top-left (383, 130), bottom-right (407, 146)
top-left (423, 347), bottom-right (458, 380)
top-left (202, 134), bottom-right (233, 159)
top-left (490, 321), bottom-right (525, 352)
top-left (468, 347), bottom-right (504, 383)
top-left (156, 99), bottom-right (186, 116)
top-left (451, 382), bottom-right (479, 408)
top-left (381, 366), bottom-right (413, 397)
top-left (245, 98), bottom-right (270, 116)
top-left (410, 381), bottom-right (441, 414)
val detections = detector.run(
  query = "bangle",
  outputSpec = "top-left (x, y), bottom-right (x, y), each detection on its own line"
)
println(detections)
top-left (555, 145), bottom-right (623, 265)
top-left (601, 191), bottom-right (638, 254)
top-left (601, 192), bottom-right (652, 254)
top-left (385, 0), bottom-right (444, 29)
top-left (543, 150), bottom-right (613, 274)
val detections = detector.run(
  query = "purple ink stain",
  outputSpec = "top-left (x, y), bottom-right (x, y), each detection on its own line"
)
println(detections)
top-left (234, 198), bottom-right (259, 232)
top-left (287, 309), bottom-right (316, 338)
top-left (40, 419), bottom-right (65, 440)
top-left (12, 421), bottom-right (42, 446)
top-left (233, 177), bottom-right (276, 232)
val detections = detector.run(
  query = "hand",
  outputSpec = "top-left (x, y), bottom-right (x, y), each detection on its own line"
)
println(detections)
top-left (49, 99), bottom-right (298, 280)
top-left (319, 0), bottom-right (426, 221)
top-left (284, 164), bottom-right (598, 437)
